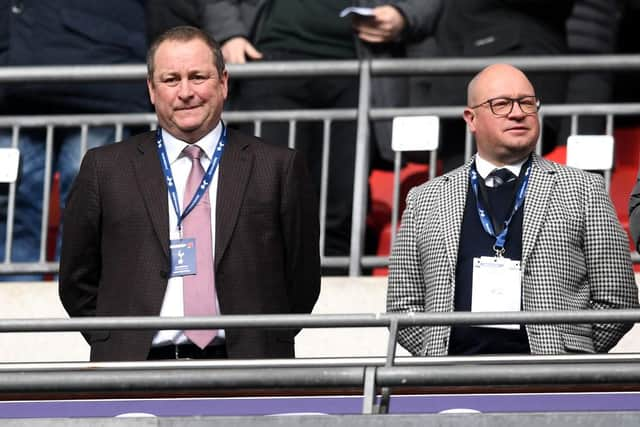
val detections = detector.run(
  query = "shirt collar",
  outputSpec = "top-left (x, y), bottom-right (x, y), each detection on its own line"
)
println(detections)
top-left (161, 122), bottom-right (222, 164)
top-left (474, 153), bottom-right (527, 180)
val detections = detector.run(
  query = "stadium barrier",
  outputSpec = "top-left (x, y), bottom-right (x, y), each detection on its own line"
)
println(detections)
top-left (1, 309), bottom-right (640, 413)
top-left (1, 55), bottom-right (639, 276)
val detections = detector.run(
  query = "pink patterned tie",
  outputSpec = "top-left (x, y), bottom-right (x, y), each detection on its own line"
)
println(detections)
top-left (182, 145), bottom-right (217, 349)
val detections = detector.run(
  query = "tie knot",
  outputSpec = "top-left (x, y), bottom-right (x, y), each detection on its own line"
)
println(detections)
top-left (183, 144), bottom-right (203, 160)
top-left (489, 168), bottom-right (516, 187)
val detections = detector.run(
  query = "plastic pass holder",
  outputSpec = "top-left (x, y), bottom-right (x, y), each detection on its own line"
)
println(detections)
top-left (471, 256), bottom-right (521, 330)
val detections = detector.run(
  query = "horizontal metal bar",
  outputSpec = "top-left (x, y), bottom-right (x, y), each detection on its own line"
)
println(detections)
top-left (376, 362), bottom-right (640, 387)
top-left (2, 55), bottom-right (640, 83)
top-left (0, 356), bottom-right (619, 375)
top-left (0, 109), bottom-right (354, 129)
top-left (0, 310), bottom-right (638, 333)
top-left (321, 255), bottom-right (388, 268)
top-left (6, 353), bottom-right (640, 373)
top-left (2, 360), bottom-right (640, 394)
top-left (0, 262), bottom-right (59, 274)
top-left (0, 114), bottom-right (157, 127)
top-left (370, 103), bottom-right (640, 120)
top-left (224, 109), bottom-right (356, 121)
top-left (371, 54), bottom-right (640, 75)
top-left (0, 64), bottom-right (147, 82)
top-left (1, 102), bottom-right (638, 130)
top-left (0, 366), bottom-right (366, 393)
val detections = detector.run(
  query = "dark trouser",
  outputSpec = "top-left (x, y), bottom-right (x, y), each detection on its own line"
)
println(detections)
top-left (229, 51), bottom-right (359, 257)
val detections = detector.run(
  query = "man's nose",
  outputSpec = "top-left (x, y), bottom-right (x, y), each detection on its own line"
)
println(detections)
top-left (177, 79), bottom-right (194, 98)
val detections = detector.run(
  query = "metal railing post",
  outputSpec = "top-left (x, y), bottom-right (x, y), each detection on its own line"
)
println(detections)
top-left (40, 125), bottom-right (54, 263)
top-left (349, 60), bottom-right (372, 276)
top-left (320, 120), bottom-right (331, 258)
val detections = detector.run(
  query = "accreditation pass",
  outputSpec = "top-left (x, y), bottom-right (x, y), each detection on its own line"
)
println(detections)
top-left (471, 256), bottom-right (521, 330)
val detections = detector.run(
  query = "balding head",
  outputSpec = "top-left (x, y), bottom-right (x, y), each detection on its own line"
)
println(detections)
top-left (467, 63), bottom-right (535, 107)
top-left (462, 63), bottom-right (540, 166)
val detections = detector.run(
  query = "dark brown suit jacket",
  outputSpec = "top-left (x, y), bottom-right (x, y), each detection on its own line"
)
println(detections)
top-left (59, 128), bottom-right (320, 361)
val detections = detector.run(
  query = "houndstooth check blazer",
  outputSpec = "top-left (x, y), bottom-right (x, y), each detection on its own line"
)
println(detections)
top-left (387, 153), bottom-right (639, 355)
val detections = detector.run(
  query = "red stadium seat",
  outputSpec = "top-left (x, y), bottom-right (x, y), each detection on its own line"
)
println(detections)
top-left (369, 162), bottom-right (432, 276)
top-left (546, 129), bottom-right (640, 271)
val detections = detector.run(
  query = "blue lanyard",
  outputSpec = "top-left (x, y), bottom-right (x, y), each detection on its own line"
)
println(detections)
top-left (156, 123), bottom-right (227, 231)
top-left (469, 161), bottom-right (531, 256)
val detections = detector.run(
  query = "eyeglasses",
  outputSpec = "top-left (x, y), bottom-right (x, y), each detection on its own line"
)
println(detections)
top-left (469, 96), bottom-right (540, 117)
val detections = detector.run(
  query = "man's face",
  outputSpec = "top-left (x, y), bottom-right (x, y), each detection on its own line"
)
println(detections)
top-left (463, 64), bottom-right (540, 165)
top-left (147, 38), bottom-right (228, 143)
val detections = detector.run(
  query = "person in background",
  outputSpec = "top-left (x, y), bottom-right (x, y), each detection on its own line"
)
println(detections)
top-left (427, 0), bottom-right (575, 170)
top-left (388, 63), bottom-right (638, 356)
top-left (557, 0), bottom-right (624, 144)
top-left (145, 0), bottom-right (202, 43)
top-left (0, 0), bottom-right (149, 281)
top-left (629, 168), bottom-right (640, 252)
top-left (200, 0), bottom-right (441, 269)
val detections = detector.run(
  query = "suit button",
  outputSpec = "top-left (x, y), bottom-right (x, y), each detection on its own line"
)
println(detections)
top-left (160, 270), bottom-right (168, 279)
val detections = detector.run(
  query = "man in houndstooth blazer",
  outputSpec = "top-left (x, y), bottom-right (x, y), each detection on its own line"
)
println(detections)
top-left (387, 63), bottom-right (638, 356)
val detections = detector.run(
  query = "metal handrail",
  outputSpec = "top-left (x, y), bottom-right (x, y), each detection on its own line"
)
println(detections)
top-left (1, 310), bottom-right (639, 412)
top-left (3, 54), bottom-right (640, 82)
top-left (2, 355), bottom-right (640, 416)
top-left (2, 360), bottom-right (640, 391)
top-left (0, 310), bottom-right (638, 332)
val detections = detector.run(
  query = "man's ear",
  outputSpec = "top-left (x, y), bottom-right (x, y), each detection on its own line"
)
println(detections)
top-left (463, 108), bottom-right (476, 132)
top-left (220, 69), bottom-right (229, 100)
top-left (147, 79), bottom-right (156, 105)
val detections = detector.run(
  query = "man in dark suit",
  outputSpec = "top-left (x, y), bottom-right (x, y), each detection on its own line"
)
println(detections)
top-left (59, 26), bottom-right (320, 362)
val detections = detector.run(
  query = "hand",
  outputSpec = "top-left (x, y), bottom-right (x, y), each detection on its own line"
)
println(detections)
top-left (221, 37), bottom-right (263, 64)
top-left (352, 5), bottom-right (406, 43)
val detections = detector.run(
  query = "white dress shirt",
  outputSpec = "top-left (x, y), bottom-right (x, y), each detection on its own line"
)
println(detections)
top-left (152, 123), bottom-right (224, 346)
top-left (475, 154), bottom-right (527, 187)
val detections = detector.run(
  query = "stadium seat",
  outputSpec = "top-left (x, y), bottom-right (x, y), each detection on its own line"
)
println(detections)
top-left (369, 162), bottom-right (431, 276)
top-left (545, 129), bottom-right (640, 271)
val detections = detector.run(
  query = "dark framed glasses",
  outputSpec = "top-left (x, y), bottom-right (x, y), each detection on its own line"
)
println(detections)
top-left (470, 96), bottom-right (540, 117)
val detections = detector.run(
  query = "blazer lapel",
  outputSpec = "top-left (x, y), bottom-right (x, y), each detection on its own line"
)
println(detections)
top-left (132, 133), bottom-right (170, 260)
top-left (521, 154), bottom-right (557, 267)
top-left (215, 129), bottom-right (253, 269)
top-left (440, 161), bottom-right (471, 276)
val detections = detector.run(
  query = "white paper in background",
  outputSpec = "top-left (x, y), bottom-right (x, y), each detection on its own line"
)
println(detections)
top-left (392, 116), bottom-right (440, 152)
top-left (471, 256), bottom-right (521, 330)
top-left (566, 135), bottom-right (614, 171)
top-left (0, 148), bottom-right (20, 183)
top-left (339, 6), bottom-right (375, 18)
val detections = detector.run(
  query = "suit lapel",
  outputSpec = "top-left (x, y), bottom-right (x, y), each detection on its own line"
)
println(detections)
top-left (132, 133), bottom-right (170, 259)
top-left (521, 154), bottom-right (557, 267)
top-left (215, 129), bottom-right (253, 269)
top-left (440, 161), bottom-right (471, 276)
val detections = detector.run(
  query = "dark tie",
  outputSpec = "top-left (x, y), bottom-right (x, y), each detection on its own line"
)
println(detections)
top-left (488, 168), bottom-right (516, 187)
top-left (182, 145), bottom-right (217, 349)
